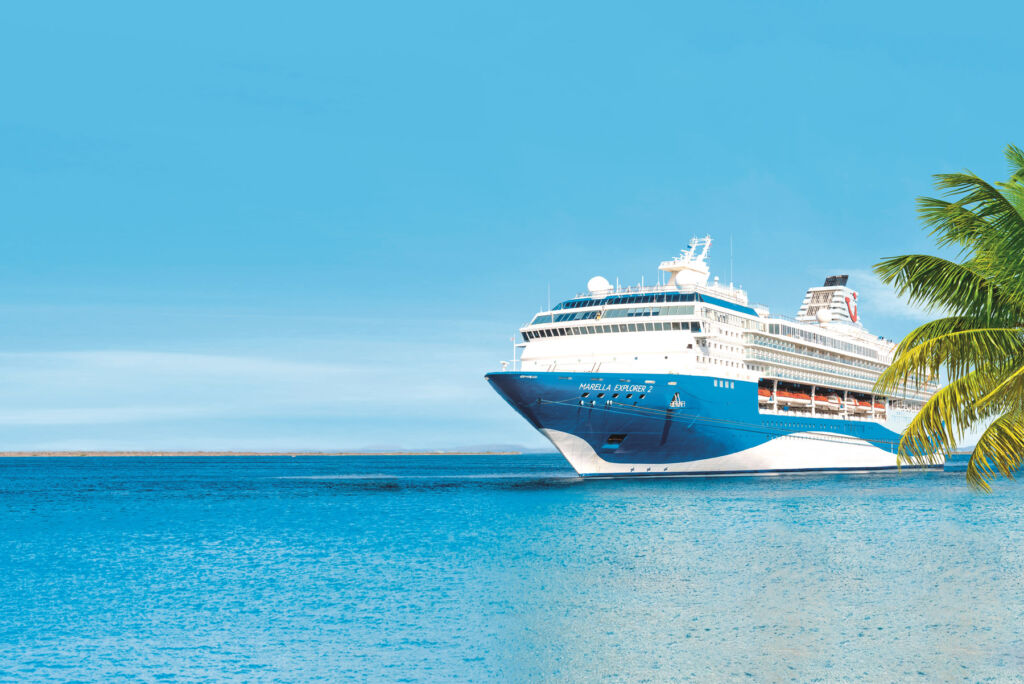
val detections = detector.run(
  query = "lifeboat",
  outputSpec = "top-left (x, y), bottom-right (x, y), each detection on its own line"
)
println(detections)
top-left (817, 394), bottom-right (839, 411)
top-left (873, 402), bottom-right (885, 410)
top-left (757, 387), bottom-right (771, 403)
top-left (790, 391), bottom-right (812, 406)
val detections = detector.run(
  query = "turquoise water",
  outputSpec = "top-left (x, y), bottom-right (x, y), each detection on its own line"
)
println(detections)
top-left (1, 455), bottom-right (1023, 681)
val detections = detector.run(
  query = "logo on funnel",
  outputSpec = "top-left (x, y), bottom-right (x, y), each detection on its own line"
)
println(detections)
top-left (845, 292), bottom-right (858, 322)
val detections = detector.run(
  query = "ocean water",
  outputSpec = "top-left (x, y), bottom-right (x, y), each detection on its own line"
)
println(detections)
top-left (1, 455), bottom-right (1023, 682)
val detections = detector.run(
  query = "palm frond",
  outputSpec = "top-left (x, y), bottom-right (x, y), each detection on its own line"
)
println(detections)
top-left (917, 197), bottom-right (988, 253)
top-left (973, 359), bottom-right (1024, 415)
top-left (885, 316), bottom-right (974, 358)
top-left (878, 145), bottom-right (1024, 489)
top-left (875, 326), bottom-right (1024, 395)
top-left (1005, 144), bottom-right (1024, 182)
top-left (932, 172), bottom-right (1017, 218)
top-left (931, 171), bottom-right (1024, 261)
top-left (967, 410), bottom-right (1024, 490)
top-left (896, 370), bottom-right (1013, 468)
top-left (872, 254), bottom-right (1022, 320)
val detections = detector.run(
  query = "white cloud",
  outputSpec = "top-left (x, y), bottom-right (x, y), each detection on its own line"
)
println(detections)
top-left (0, 405), bottom-right (206, 426)
top-left (0, 349), bottom-right (492, 427)
top-left (846, 269), bottom-right (933, 323)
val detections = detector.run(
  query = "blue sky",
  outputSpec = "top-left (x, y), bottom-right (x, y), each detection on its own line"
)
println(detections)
top-left (1, 1), bottom-right (1021, 451)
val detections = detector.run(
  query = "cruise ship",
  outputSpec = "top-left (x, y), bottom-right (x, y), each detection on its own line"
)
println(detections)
top-left (486, 237), bottom-right (938, 477)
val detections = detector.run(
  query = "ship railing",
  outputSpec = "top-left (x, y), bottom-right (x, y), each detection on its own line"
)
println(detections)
top-left (756, 311), bottom-right (897, 345)
top-left (567, 282), bottom-right (748, 303)
top-left (745, 342), bottom-right (882, 373)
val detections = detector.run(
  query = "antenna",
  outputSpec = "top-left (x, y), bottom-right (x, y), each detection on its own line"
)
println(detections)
top-left (547, 283), bottom-right (550, 312)
top-left (730, 233), bottom-right (734, 287)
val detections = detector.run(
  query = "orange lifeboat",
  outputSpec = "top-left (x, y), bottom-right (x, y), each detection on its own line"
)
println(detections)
top-left (790, 391), bottom-right (812, 405)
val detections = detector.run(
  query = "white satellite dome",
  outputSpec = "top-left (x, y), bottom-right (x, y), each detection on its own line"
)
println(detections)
top-left (816, 308), bottom-right (833, 324)
top-left (675, 271), bottom-right (700, 288)
top-left (587, 276), bottom-right (612, 294)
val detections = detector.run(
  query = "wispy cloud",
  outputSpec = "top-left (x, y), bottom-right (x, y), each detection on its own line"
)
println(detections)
top-left (0, 349), bottom-right (490, 427)
top-left (846, 269), bottom-right (933, 324)
top-left (0, 405), bottom-right (207, 426)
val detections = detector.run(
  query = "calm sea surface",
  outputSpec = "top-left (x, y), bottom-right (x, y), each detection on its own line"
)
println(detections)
top-left (1, 455), bottom-right (1023, 682)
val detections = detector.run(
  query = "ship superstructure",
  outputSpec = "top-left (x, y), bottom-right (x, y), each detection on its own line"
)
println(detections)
top-left (486, 237), bottom-right (937, 476)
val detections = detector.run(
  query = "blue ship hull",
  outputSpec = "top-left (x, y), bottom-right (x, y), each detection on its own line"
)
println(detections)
top-left (486, 371), bottom-right (922, 477)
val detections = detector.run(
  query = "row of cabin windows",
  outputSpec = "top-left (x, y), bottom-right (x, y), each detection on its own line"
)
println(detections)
top-left (556, 293), bottom-right (699, 309)
top-left (755, 367), bottom-right (879, 394)
top-left (765, 323), bottom-right (880, 360)
top-left (553, 292), bottom-right (756, 316)
top-left (747, 335), bottom-right (886, 372)
top-left (699, 357), bottom-right (742, 368)
top-left (746, 349), bottom-right (879, 383)
top-left (523, 321), bottom-right (701, 340)
top-left (538, 304), bottom-right (695, 325)
top-left (549, 310), bottom-right (601, 323)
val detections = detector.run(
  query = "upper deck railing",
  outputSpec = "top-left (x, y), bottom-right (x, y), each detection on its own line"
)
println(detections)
top-left (563, 281), bottom-right (749, 307)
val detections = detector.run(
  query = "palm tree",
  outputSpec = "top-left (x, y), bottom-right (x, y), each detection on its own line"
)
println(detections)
top-left (874, 144), bottom-right (1024, 489)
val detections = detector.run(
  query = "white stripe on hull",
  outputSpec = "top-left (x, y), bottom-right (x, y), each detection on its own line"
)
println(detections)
top-left (539, 428), bottom-right (940, 477)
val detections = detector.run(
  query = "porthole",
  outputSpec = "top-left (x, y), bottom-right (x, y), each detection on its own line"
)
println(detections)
top-left (581, 392), bottom-right (590, 398)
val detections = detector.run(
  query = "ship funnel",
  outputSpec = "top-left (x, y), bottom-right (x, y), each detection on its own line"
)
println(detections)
top-left (797, 274), bottom-right (861, 326)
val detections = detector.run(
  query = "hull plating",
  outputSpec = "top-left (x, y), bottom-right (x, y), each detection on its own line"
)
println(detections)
top-left (486, 371), bottom-right (921, 477)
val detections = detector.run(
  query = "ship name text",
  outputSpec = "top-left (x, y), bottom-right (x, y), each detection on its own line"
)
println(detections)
top-left (578, 382), bottom-right (651, 393)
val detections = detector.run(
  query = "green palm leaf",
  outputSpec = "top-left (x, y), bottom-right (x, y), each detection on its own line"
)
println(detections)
top-left (872, 255), bottom-right (1022, 319)
top-left (875, 144), bottom-right (1024, 488)
top-left (967, 411), bottom-right (1024, 490)
top-left (877, 327), bottom-right (1024, 392)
